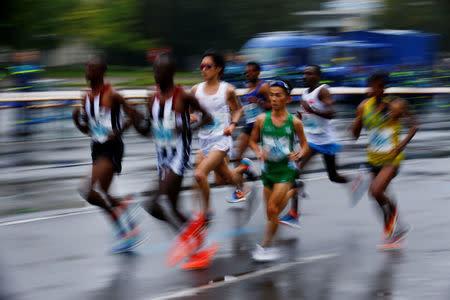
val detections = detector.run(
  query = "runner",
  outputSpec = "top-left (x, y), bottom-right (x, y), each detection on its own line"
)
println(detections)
top-left (133, 53), bottom-right (213, 232)
top-left (249, 80), bottom-right (308, 261)
top-left (168, 51), bottom-right (252, 267)
top-left (351, 71), bottom-right (417, 248)
top-left (280, 65), bottom-right (348, 228)
top-left (72, 57), bottom-right (139, 252)
top-left (230, 62), bottom-right (270, 202)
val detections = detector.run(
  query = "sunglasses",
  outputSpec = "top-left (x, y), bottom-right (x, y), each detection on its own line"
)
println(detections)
top-left (270, 80), bottom-right (290, 93)
top-left (200, 63), bottom-right (213, 70)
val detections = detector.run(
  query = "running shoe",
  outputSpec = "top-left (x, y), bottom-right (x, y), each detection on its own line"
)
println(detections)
top-left (111, 226), bottom-right (145, 253)
top-left (252, 244), bottom-right (281, 262)
top-left (180, 242), bottom-right (219, 270)
top-left (383, 206), bottom-right (399, 239)
top-left (228, 189), bottom-right (246, 203)
top-left (240, 158), bottom-right (259, 179)
top-left (279, 210), bottom-right (301, 229)
top-left (167, 213), bottom-right (206, 266)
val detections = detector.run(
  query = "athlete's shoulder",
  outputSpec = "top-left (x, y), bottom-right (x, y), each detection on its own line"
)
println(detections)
top-left (225, 82), bottom-right (236, 93)
top-left (191, 83), bottom-right (200, 95)
top-left (255, 112), bottom-right (267, 124)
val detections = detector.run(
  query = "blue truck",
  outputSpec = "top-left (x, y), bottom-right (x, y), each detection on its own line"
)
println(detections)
top-left (225, 30), bottom-right (441, 87)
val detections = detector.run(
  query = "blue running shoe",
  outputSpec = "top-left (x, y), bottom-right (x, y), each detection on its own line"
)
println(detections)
top-left (240, 158), bottom-right (259, 179)
top-left (228, 189), bottom-right (246, 203)
top-left (279, 211), bottom-right (301, 229)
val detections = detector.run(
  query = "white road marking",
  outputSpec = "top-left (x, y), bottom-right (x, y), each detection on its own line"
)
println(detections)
top-left (150, 253), bottom-right (339, 300)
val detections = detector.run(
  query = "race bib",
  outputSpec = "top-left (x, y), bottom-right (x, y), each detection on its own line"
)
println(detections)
top-left (302, 113), bottom-right (323, 135)
top-left (263, 136), bottom-right (291, 162)
top-left (89, 112), bottom-right (112, 144)
top-left (368, 128), bottom-right (395, 153)
top-left (199, 112), bottom-right (226, 137)
top-left (152, 116), bottom-right (177, 147)
top-left (244, 103), bottom-right (262, 124)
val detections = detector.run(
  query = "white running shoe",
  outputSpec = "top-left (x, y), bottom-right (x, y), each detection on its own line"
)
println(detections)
top-left (252, 244), bottom-right (281, 262)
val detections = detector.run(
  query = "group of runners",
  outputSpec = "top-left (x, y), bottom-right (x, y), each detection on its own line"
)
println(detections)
top-left (72, 51), bottom-right (418, 267)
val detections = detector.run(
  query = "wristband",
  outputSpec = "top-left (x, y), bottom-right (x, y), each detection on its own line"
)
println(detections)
top-left (231, 121), bottom-right (238, 126)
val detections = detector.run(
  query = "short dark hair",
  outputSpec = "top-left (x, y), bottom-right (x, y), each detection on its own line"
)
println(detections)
top-left (202, 50), bottom-right (225, 76)
top-left (155, 52), bottom-right (176, 75)
top-left (308, 64), bottom-right (321, 76)
top-left (247, 61), bottom-right (261, 72)
top-left (270, 79), bottom-right (293, 95)
top-left (87, 56), bottom-right (107, 73)
top-left (368, 71), bottom-right (389, 85)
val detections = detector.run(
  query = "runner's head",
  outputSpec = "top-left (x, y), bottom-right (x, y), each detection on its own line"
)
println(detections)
top-left (201, 51), bottom-right (225, 81)
top-left (303, 65), bottom-right (321, 87)
top-left (245, 62), bottom-right (260, 83)
top-left (269, 79), bottom-right (292, 111)
top-left (154, 52), bottom-right (176, 90)
top-left (368, 71), bottom-right (389, 99)
top-left (86, 56), bottom-right (107, 85)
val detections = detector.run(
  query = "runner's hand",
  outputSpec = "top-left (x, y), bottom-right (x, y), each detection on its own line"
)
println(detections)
top-left (223, 124), bottom-right (236, 136)
top-left (190, 113), bottom-right (199, 123)
top-left (257, 149), bottom-right (269, 161)
top-left (289, 151), bottom-right (302, 162)
top-left (248, 96), bottom-right (259, 104)
top-left (300, 100), bottom-right (313, 113)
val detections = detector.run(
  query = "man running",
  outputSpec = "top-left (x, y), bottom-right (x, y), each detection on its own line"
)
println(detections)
top-left (351, 71), bottom-right (417, 247)
top-left (72, 57), bottom-right (138, 251)
top-left (249, 80), bottom-right (308, 261)
top-left (280, 65), bottom-right (348, 228)
top-left (133, 53), bottom-right (212, 232)
top-left (230, 62), bottom-right (270, 202)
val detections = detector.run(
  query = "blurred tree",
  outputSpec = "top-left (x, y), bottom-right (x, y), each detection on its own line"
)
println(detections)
top-left (380, 0), bottom-right (450, 51)
top-left (139, 0), bottom-right (323, 66)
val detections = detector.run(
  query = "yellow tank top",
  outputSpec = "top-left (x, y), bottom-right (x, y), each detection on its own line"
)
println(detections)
top-left (362, 97), bottom-right (404, 166)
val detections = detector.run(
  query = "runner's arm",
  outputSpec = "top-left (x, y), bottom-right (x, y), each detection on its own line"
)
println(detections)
top-left (114, 91), bottom-right (135, 133)
top-left (72, 96), bottom-right (89, 135)
top-left (249, 114), bottom-right (264, 160)
top-left (392, 98), bottom-right (419, 155)
top-left (259, 82), bottom-right (272, 110)
top-left (132, 96), bottom-right (151, 137)
top-left (224, 85), bottom-right (243, 136)
top-left (351, 100), bottom-right (366, 140)
top-left (183, 91), bottom-right (213, 128)
top-left (293, 116), bottom-right (309, 160)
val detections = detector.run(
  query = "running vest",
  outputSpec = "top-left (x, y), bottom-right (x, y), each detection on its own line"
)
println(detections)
top-left (301, 84), bottom-right (336, 145)
top-left (195, 81), bottom-right (231, 139)
top-left (150, 86), bottom-right (192, 174)
top-left (241, 81), bottom-right (265, 125)
top-left (261, 112), bottom-right (295, 164)
top-left (84, 85), bottom-right (123, 144)
top-left (362, 96), bottom-right (404, 166)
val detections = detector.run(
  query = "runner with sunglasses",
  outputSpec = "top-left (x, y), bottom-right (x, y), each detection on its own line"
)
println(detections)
top-left (230, 61), bottom-right (270, 203)
top-left (249, 79), bottom-right (308, 261)
top-left (351, 71), bottom-right (416, 248)
top-left (280, 65), bottom-right (348, 228)
top-left (167, 51), bottom-right (252, 269)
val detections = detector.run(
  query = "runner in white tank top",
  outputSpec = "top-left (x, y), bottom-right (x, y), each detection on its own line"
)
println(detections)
top-left (280, 65), bottom-right (348, 227)
top-left (195, 80), bottom-right (233, 155)
top-left (173, 52), bottom-right (256, 267)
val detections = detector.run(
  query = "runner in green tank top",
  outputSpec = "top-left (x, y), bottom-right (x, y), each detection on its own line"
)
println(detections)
top-left (249, 80), bottom-right (308, 261)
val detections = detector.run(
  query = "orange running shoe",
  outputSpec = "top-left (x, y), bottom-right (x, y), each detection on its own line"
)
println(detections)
top-left (180, 242), bottom-right (219, 270)
top-left (166, 213), bottom-right (206, 266)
